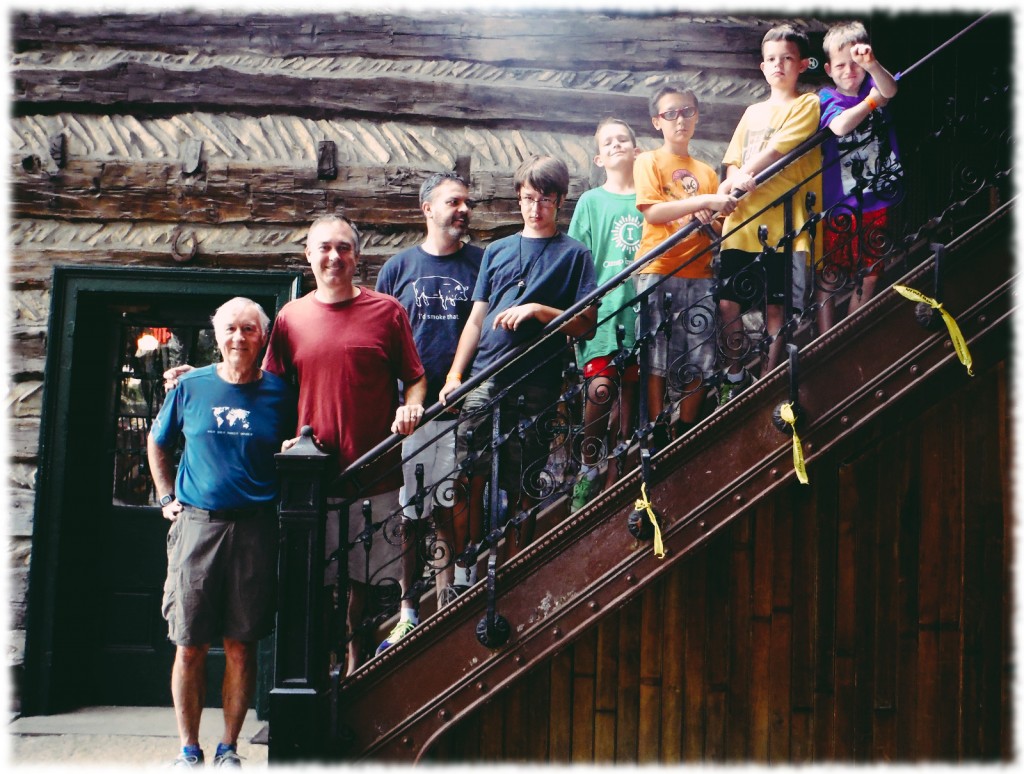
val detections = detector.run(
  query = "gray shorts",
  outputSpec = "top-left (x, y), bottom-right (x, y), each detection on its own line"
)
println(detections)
top-left (455, 378), bottom-right (560, 502)
top-left (326, 490), bottom-right (404, 586)
top-left (162, 503), bottom-right (278, 646)
top-left (398, 418), bottom-right (459, 520)
top-left (634, 273), bottom-right (717, 392)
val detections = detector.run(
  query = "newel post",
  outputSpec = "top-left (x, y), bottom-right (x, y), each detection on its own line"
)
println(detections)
top-left (269, 426), bottom-right (331, 762)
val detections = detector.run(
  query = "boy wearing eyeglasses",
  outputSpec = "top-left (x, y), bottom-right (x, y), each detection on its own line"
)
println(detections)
top-left (633, 85), bottom-right (737, 446)
top-left (440, 155), bottom-right (597, 558)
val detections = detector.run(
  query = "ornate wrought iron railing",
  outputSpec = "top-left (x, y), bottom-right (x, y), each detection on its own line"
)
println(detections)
top-left (271, 11), bottom-right (1012, 747)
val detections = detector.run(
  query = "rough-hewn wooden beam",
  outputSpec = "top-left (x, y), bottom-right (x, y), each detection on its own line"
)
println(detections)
top-left (12, 59), bottom-right (752, 139)
top-left (11, 12), bottom-right (823, 71)
top-left (10, 159), bottom-right (589, 229)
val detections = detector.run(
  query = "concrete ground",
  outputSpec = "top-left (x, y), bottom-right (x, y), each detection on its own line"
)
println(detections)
top-left (6, 705), bottom-right (268, 770)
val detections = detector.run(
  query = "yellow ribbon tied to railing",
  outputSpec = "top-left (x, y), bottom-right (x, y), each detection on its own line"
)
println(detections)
top-left (779, 402), bottom-right (810, 485)
top-left (634, 482), bottom-right (665, 559)
top-left (892, 284), bottom-right (974, 376)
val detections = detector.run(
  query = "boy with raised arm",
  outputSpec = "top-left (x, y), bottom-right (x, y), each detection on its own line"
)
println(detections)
top-left (815, 20), bottom-right (900, 331)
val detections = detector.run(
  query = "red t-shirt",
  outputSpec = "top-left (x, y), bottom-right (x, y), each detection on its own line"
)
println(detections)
top-left (263, 289), bottom-right (424, 495)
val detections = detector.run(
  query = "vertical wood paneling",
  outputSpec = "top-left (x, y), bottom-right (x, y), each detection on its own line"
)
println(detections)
top-left (478, 697), bottom-right (504, 760)
top-left (547, 649), bottom-right (573, 762)
top-left (431, 362), bottom-right (1009, 764)
top-left (637, 583), bottom-right (663, 762)
top-left (570, 626), bottom-right (596, 762)
top-left (768, 497), bottom-right (794, 762)
top-left (750, 505), bottom-right (774, 761)
top-left (614, 598), bottom-right (641, 763)
top-left (501, 668), bottom-right (528, 761)
top-left (593, 614), bottom-right (619, 761)
top-left (872, 435), bottom-right (899, 761)
top-left (703, 534), bottom-right (731, 761)
top-left (726, 517), bottom-right (753, 760)
top-left (660, 568), bottom-right (685, 762)
top-left (682, 548), bottom-right (708, 761)
top-left (524, 660), bottom-right (552, 760)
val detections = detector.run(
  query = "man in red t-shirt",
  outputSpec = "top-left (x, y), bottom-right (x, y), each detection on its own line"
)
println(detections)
top-left (267, 214), bottom-right (426, 674)
top-left (166, 214), bottom-right (425, 675)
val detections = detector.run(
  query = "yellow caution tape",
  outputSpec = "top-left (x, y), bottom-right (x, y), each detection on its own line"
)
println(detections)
top-left (779, 403), bottom-right (810, 485)
top-left (892, 284), bottom-right (974, 376)
top-left (634, 482), bottom-right (666, 559)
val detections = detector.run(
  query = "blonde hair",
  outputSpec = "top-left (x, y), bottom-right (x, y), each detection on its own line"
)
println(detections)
top-left (822, 21), bottom-right (870, 60)
top-left (594, 117), bottom-right (636, 151)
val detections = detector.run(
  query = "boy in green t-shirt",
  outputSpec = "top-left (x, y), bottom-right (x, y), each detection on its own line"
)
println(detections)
top-left (567, 117), bottom-right (643, 512)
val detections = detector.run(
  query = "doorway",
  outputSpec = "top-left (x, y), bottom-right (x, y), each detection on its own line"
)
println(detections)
top-left (23, 267), bottom-right (302, 715)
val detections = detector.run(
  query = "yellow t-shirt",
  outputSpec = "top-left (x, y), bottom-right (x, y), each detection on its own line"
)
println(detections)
top-left (633, 148), bottom-right (720, 278)
top-left (720, 92), bottom-right (823, 255)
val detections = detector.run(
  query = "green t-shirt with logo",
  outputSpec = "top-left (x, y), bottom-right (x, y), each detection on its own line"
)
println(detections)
top-left (568, 186), bottom-right (641, 367)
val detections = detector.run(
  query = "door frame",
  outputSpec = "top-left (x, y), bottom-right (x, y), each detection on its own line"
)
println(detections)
top-left (23, 265), bottom-right (303, 715)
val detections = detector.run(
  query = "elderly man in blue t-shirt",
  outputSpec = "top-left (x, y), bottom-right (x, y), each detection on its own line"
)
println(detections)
top-left (148, 296), bottom-right (295, 768)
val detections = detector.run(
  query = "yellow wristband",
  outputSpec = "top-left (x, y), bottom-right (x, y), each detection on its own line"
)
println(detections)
top-left (446, 372), bottom-right (462, 382)
top-left (865, 96), bottom-right (878, 111)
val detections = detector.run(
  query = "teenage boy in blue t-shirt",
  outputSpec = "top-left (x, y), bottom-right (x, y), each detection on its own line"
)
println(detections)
top-left (440, 155), bottom-right (597, 558)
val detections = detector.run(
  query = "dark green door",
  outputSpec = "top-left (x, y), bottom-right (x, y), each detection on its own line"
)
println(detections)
top-left (25, 268), bottom-right (301, 714)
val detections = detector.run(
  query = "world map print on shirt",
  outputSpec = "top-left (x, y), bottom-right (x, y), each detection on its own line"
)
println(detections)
top-left (211, 405), bottom-right (252, 433)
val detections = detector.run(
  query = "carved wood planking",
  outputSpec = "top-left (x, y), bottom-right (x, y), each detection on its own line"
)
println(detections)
top-left (12, 58), bottom-right (755, 141)
top-left (11, 12), bottom-right (824, 71)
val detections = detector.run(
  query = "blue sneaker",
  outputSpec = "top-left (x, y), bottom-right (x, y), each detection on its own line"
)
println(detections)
top-left (173, 746), bottom-right (204, 768)
top-left (375, 619), bottom-right (416, 655)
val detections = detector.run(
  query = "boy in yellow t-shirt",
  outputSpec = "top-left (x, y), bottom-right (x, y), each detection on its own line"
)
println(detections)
top-left (717, 24), bottom-right (823, 405)
top-left (633, 85), bottom-right (736, 442)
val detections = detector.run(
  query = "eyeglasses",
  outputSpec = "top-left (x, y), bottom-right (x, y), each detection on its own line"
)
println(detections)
top-left (519, 195), bottom-right (557, 209)
top-left (657, 106), bottom-right (697, 121)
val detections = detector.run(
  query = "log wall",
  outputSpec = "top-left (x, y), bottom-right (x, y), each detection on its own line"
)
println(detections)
top-left (7, 9), bottom-right (823, 679)
top-left (427, 360), bottom-right (1011, 762)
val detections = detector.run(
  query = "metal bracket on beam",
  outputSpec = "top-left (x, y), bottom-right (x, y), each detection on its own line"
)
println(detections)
top-left (318, 141), bottom-right (338, 180)
top-left (181, 139), bottom-right (204, 176)
top-left (48, 133), bottom-right (67, 169)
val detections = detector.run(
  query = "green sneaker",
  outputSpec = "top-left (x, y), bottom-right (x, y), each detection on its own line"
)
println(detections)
top-left (376, 619), bottom-right (416, 655)
top-left (717, 370), bottom-right (753, 408)
top-left (570, 471), bottom-right (601, 513)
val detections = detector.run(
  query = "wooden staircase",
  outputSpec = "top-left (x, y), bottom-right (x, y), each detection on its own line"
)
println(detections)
top-left (323, 200), bottom-right (1014, 761)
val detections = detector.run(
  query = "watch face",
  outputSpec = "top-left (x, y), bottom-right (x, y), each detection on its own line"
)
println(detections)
top-left (160, 495), bottom-right (174, 506)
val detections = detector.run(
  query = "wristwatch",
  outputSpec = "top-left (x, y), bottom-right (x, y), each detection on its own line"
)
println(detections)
top-left (159, 493), bottom-right (175, 507)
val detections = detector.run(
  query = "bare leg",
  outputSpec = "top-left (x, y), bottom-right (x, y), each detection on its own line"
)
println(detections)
top-left (677, 386), bottom-right (708, 425)
top-left (432, 506), bottom-right (456, 596)
top-left (346, 581), bottom-right (367, 675)
top-left (220, 637), bottom-right (256, 748)
top-left (718, 298), bottom-right (744, 376)
top-left (608, 379), bottom-right (638, 487)
top-left (396, 517), bottom-right (424, 615)
top-left (172, 643), bottom-right (210, 747)
top-left (815, 286), bottom-right (835, 334)
top-left (646, 373), bottom-right (666, 422)
top-left (847, 273), bottom-right (879, 315)
top-left (765, 304), bottom-right (785, 372)
top-left (582, 375), bottom-right (617, 468)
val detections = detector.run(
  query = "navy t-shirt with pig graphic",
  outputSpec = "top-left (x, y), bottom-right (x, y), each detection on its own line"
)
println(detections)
top-left (376, 242), bottom-right (483, 407)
